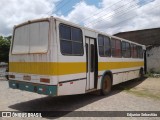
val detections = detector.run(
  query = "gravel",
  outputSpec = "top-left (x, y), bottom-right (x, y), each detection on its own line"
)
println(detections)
top-left (0, 77), bottom-right (160, 120)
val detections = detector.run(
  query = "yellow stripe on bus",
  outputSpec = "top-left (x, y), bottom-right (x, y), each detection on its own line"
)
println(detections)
top-left (9, 62), bottom-right (86, 75)
top-left (98, 62), bottom-right (144, 71)
top-left (9, 61), bottom-right (144, 75)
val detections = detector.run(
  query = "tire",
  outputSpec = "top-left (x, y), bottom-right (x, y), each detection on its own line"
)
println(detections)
top-left (100, 75), bottom-right (112, 96)
top-left (139, 68), bottom-right (144, 78)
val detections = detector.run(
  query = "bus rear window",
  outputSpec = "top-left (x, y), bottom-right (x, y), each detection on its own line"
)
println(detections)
top-left (12, 21), bottom-right (49, 54)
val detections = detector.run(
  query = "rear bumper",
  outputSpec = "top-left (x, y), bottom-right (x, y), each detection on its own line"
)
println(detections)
top-left (9, 80), bottom-right (57, 96)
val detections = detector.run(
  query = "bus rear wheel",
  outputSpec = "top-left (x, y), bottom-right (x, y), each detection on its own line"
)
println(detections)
top-left (100, 75), bottom-right (112, 96)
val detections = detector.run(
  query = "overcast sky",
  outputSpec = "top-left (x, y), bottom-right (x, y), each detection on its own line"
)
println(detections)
top-left (0, 0), bottom-right (160, 36)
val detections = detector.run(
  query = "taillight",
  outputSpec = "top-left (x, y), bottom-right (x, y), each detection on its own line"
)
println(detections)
top-left (9, 75), bottom-right (15, 79)
top-left (40, 78), bottom-right (50, 83)
top-left (23, 75), bottom-right (31, 81)
top-left (59, 83), bottom-right (63, 86)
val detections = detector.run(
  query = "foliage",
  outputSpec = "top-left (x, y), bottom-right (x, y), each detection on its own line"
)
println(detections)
top-left (145, 72), bottom-right (160, 78)
top-left (145, 72), bottom-right (154, 77)
top-left (0, 36), bottom-right (11, 62)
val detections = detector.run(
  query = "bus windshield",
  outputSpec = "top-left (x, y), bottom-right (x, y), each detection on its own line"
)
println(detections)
top-left (12, 21), bottom-right (49, 54)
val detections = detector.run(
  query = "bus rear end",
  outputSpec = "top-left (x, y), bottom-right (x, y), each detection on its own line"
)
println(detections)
top-left (8, 18), bottom-right (58, 96)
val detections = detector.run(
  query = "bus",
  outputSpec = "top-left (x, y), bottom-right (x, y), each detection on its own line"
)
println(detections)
top-left (8, 17), bottom-right (145, 96)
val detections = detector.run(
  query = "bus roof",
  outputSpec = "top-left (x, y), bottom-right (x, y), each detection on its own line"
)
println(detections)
top-left (14, 16), bottom-right (146, 49)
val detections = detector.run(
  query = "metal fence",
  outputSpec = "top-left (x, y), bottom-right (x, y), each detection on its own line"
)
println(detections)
top-left (0, 72), bottom-right (6, 80)
top-left (0, 63), bottom-right (8, 80)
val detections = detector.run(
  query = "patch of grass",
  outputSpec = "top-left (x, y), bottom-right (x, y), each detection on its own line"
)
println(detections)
top-left (145, 72), bottom-right (154, 77)
top-left (125, 88), bottom-right (160, 100)
top-left (145, 72), bottom-right (160, 78)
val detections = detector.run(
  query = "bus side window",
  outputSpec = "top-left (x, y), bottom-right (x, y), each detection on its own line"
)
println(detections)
top-left (137, 46), bottom-right (143, 58)
top-left (98, 35), bottom-right (104, 56)
top-left (111, 38), bottom-right (121, 58)
top-left (140, 47), bottom-right (143, 58)
top-left (122, 41), bottom-right (131, 58)
top-left (131, 44), bottom-right (138, 58)
top-left (104, 36), bottom-right (111, 57)
top-left (59, 24), bottom-right (84, 56)
top-left (98, 34), bottom-right (111, 57)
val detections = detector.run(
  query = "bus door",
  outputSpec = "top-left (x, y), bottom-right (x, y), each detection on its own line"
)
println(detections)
top-left (85, 37), bottom-right (98, 91)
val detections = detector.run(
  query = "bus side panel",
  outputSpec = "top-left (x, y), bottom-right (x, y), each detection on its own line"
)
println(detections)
top-left (97, 61), bottom-right (144, 89)
top-left (55, 20), bottom-right (87, 96)
top-left (125, 70), bottom-right (139, 81)
top-left (57, 79), bottom-right (86, 96)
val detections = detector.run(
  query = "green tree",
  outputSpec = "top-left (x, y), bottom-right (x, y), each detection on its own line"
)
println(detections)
top-left (0, 36), bottom-right (11, 62)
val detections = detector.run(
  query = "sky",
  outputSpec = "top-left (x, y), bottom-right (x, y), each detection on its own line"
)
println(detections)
top-left (0, 0), bottom-right (160, 36)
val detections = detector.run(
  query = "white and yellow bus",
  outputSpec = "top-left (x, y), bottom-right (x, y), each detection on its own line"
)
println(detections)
top-left (9, 17), bottom-right (145, 96)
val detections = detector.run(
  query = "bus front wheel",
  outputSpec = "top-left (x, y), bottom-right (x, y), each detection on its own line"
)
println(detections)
top-left (100, 75), bottom-right (112, 96)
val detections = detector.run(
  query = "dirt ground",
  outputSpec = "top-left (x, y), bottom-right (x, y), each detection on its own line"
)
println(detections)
top-left (0, 77), bottom-right (160, 120)
top-left (122, 77), bottom-right (160, 100)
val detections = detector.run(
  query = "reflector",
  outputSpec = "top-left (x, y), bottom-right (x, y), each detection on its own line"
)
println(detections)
top-left (40, 78), bottom-right (50, 83)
